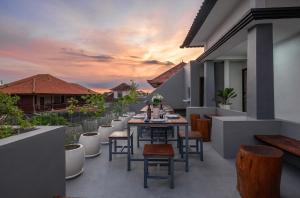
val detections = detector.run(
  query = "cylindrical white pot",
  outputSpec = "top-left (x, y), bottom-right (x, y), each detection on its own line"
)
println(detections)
top-left (119, 115), bottom-right (130, 128)
top-left (65, 144), bottom-right (85, 180)
top-left (98, 125), bottom-right (114, 144)
top-left (111, 119), bottom-right (124, 131)
top-left (79, 132), bottom-right (101, 158)
top-left (126, 112), bottom-right (136, 117)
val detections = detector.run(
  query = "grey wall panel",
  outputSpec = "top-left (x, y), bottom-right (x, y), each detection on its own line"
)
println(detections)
top-left (0, 126), bottom-right (65, 198)
top-left (151, 69), bottom-right (185, 109)
top-left (274, 33), bottom-right (300, 123)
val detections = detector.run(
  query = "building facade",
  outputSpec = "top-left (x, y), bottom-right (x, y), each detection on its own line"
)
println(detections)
top-left (180, 0), bottom-right (300, 160)
top-left (0, 74), bottom-right (96, 113)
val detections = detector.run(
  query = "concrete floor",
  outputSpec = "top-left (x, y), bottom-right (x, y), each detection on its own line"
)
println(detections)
top-left (67, 128), bottom-right (300, 198)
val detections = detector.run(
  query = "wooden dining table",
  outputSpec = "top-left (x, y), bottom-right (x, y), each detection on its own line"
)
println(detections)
top-left (126, 110), bottom-right (190, 172)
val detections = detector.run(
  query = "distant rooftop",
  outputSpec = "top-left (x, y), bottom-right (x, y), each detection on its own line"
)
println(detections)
top-left (0, 74), bottom-right (96, 95)
top-left (111, 83), bottom-right (131, 91)
top-left (147, 62), bottom-right (186, 88)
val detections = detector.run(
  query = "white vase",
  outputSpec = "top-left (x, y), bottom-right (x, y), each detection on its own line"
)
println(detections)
top-left (98, 125), bottom-right (114, 144)
top-left (219, 104), bottom-right (231, 110)
top-left (119, 115), bottom-right (130, 128)
top-left (79, 132), bottom-right (101, 158)
top-left (111, 119), bottom-right (124, 131)
top-left (65, 144), bottom-right (85, 179)
top-left (152, 107), bottom-right (160, 119)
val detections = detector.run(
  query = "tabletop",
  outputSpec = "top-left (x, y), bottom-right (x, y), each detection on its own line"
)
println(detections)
top-left (128, 115), bottom-right (188, 125)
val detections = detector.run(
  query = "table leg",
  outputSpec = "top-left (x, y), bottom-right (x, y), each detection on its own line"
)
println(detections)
top-left (127, 126), bottom-right (131, 171)
top-left (185, 124), bottom-right (189, 172)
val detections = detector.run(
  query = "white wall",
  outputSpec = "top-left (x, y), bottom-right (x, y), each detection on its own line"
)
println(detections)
top-left (224, 60), bottom-right (246, 111)
top-left (274, 33), bottom-right (300, 123)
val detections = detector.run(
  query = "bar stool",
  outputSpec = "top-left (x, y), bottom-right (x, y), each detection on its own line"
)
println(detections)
top-left (109, 131), bottom-right (133, 161)
top-left (178, 131), bottom-right (203, 161)
top-left (143, 144), bottom-right (175, 189)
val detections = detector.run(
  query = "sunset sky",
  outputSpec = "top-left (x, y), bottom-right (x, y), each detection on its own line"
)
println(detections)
top-left (0, 0), bottom-right (204, 93)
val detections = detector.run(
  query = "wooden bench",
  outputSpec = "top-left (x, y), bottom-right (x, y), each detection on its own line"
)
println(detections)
top-left (255, 135), bottom-right (300, 157)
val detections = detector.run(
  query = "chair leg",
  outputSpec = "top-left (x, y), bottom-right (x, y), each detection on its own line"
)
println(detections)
top-left (144, 158), bottom-right (148, 188)
top-left (196, 139), bottom-right (199, 153)
top-left (109, 138), bottom-right (112, 161)
top-left (200, 138), bottom-right (204, 161)
top-left (131, 134), bottom-right (134, 155)
top-left (151, 128), bottom-right (154, 144)
top-left (165, 129), bottom-right (168, 144)
top-left (114, 139), bottom-right (117, 152)
top-left (137, 129), bottom-right (140, 148)
top-left (168, 158), bottom-right (171, 175)
top-left (180, 139), bottom-right (184, 159)
top-left (176, 130), bottom-right (179, 148)
top-left (170, 157), bottom-right (174, 189)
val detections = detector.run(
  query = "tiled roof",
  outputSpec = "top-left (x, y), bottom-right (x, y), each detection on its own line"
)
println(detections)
top-left (180, 0), bottom-right (218, 48)
top-left (111, 83), bottom-right (131, 91)
top-left (147, 62), bottom-right (186, 88)
top-left (0, 74), bottom-right (97, 95)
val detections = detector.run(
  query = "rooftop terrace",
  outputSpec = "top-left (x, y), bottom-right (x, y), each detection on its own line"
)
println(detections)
top-left (67, 127), bottom-right (300, 198)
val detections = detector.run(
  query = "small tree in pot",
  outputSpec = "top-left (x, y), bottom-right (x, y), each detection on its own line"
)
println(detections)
top-left (216, 88), bottom-right (237, 110)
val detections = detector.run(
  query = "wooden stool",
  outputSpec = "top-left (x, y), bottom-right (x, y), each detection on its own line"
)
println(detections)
top-left (178, 131), bottom-right (203, 161)
top-left (109, 131), bottom-right (133, 161)
top-left (143, 144), bottom-right (175, 188)
top-left (196, 118), bottom-right (210, 142)
top-left (236, 145), bottom-right (283, 198)
top-left (190, 114), bottom-right (200, 131)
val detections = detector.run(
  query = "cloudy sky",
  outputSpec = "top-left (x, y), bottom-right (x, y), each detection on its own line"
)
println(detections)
top-left (0, 0), bottom-right (203, 92)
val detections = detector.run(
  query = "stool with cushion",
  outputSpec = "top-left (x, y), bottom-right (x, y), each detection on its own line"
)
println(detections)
top-left (109, 131), bottom-right (133, 161)
top-left (178, 131), bottom-right (203, 161)
top-left (143, 144), bottom-right (175, 189)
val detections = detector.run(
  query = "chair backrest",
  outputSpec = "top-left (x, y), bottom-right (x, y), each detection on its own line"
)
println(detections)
top-left (190, 114), bottom-right (200, 130)
top-left (196, 118), bottom-right (210, 141)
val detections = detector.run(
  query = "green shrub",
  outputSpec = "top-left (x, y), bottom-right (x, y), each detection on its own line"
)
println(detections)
top-left (0, 125), bottom-right (14, 139)
top-left (30, 113), bottom-right (68, 126)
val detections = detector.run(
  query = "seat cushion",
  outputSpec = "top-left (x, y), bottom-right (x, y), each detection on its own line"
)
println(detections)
top-left (178, 131), bottom-right (202, 139)
top-left (143, 144), bottom-right (174, 157)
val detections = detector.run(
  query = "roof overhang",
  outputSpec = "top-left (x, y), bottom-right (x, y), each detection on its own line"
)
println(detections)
top-left (193, 7), bottom-right (300, 62)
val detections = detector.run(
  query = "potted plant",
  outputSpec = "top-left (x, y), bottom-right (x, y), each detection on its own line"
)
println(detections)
top-left (65, 143), bottom-right (85, 179)
top-left (79, 132), bottom-right (101, 158)
top-left (216, 88), bottom-right (237, 110)
top-left (151, 93), bottom-right (164, 118)
top-left (80, 94), bottom-right (106, 132)
top-left (111, 98), bottom-right (125, 130)
top-left (98, 124), bottom-right (114, 144)
top-left (65, 97), bottom-right (83, 142)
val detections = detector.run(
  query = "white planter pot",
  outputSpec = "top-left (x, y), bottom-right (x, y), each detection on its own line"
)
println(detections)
top-left (119, 115), bottom-right (130, 128)
top-left (98, 125), bottom-right (114, 144)
top-left (219, 104), bottom-right (231, 110)
top-left (65, 144), bottom-right (85, 180)
top-left (79, 132), bottom-right (101, 158)
top-left (111, 119), bottom-right (124, 131)
top-left (152, 107), bottom-right (160, 119)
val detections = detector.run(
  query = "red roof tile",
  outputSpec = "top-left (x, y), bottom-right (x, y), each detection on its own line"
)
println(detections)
top-left (0, 74), bottom-right (97, 95)
top-left (111, 83), bottom-right (131, 91)
top-left (147, 62), bottom-right (186, 88)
